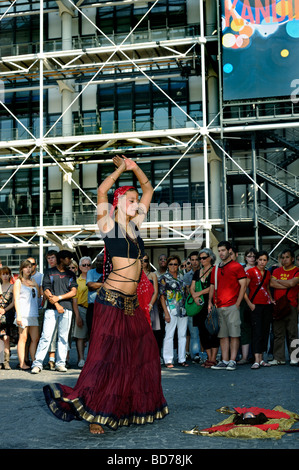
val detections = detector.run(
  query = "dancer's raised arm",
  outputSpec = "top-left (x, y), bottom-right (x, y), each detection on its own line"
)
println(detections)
top-left (97, 155), bottom-right (153, 231)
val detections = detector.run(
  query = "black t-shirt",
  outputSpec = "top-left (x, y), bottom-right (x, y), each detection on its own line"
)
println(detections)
top-left (43, 267), bottom-right (77, 310)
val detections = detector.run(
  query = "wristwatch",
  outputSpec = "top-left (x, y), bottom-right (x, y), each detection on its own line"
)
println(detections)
top-left (58, 295), bottom-right (62, 301)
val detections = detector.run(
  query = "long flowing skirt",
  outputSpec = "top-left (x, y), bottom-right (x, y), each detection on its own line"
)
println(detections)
top-left (43, 290), bottom-right (169, 430)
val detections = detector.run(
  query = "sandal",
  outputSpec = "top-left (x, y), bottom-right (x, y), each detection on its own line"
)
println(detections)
top-left (165, 363), bottom-right (174, 369)
top-left (178, 362), bottom-right (189, 367)
top-left (260, 360), bottom-right (271, 367)
top-left (251, 362), bottom-right (260, 369)
top-left (205, 360), bottom-right (217, 368)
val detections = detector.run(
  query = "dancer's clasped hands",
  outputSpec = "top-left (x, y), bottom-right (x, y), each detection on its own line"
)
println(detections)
top-left (113, 155), bottom-right (137, 172)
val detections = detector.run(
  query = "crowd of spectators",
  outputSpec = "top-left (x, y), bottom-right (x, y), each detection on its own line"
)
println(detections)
top-left (0, 241), bottom-right (298, 372)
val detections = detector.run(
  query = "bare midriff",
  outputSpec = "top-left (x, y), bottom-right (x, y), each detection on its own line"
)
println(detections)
top-left (103, 256), bottom-right (142, 295)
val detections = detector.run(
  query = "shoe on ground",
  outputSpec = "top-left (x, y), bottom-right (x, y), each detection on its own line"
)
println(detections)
top-left (226, 360), bottom-right (237, 371)
top-left (290, 360), bottom-right (298, 366)
top-left (211, 361), bottom-right (228, 370)
top-left (47, 361), bottom-right (55, 371)
top-left (251, 362), bottom-right (260, 369)
top-left (31, 366), bottom-right (41, 374)
top-left (192, 355), bottom-right (201, 364)
top-left (78, 359), bottom-right (85, 368)
top-left (55, 365), bottom-right (67, 372)
top-left (268, 359), bottom-right (286, 365)
top-left (237, 358), bottom-right (249, 365)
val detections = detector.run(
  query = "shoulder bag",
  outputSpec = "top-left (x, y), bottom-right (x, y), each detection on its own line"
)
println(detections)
top-left (249, 269), bottom-right (268, 303)
top-left (185, 267), bottom-right (212, 317)
top-left (205, 264), bottom-right (220, 335)
top-left (185, 279), bottom-right (204, 317)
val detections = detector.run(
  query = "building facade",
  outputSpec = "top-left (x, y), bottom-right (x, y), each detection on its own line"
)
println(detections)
top-left (0, 0), bottom-right (298, 271)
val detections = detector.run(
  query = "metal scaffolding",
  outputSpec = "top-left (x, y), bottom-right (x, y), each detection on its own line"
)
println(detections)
top-left (0, 0), bottom-right (297, 271)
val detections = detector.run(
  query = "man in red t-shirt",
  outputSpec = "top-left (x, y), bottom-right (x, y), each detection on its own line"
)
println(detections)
top-left (208, 241), bottom-right (247, 371)
top-left (269, 249), bottom-right (299, 365)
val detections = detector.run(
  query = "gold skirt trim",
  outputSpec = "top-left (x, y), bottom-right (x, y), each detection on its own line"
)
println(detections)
top-left (47, 384), bottom-right (169, 430)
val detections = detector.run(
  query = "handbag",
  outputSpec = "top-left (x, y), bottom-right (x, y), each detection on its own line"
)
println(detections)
top-left (205, 264), bottom-right (220, 335)
top-left (273, 293), bottom-right (291, 320)
top-left (185, 279), bottom-right (204, 317)
top-left (205, 305), bottom-right (220, 335)
top-left (0, 312), bottom-right (7, 328)
top-left (272, 269), bottom-right (299, 320)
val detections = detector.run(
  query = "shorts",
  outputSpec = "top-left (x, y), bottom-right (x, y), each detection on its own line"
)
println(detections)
top-left (217, 304), bottom-right (241, 338)
top-left (73, 305), bottom-right (88, 339)
top-left (14, 317), bottom-right (39, 328)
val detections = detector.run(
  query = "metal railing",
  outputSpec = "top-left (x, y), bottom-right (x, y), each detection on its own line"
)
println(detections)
top-left (0, 24), bottom-right (200, 58)
top-left (256, 156), bottom-right (298, 195)
top-left (0, 204), bottom-right (222, 230)
top-left (223, 100), bottom-right (299, 123)
top-left (0, 113), bottom-right (202, 141)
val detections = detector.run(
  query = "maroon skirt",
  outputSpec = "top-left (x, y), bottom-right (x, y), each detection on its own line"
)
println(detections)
top-left (43, 288), bottom-right (169, 430)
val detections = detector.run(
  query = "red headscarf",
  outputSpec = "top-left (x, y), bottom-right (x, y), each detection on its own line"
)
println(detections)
top-left (103, 186), bottom-right (153, 326)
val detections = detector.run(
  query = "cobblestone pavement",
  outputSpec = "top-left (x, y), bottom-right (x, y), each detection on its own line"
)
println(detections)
top-left (1, 345), bottom-right (299, 453)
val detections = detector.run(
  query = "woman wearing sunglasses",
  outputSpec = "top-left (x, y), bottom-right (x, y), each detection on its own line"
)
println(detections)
top-left (190, 248), bottom-right (219, 368)
top-left (13, 260), bottom-right (40, 370)
top-left (159, 255), bottom-right (188, 368)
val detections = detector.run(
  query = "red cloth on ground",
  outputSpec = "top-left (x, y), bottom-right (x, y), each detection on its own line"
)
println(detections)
top-left (202, 423), bottom-right (280, 434)
top-left (233, 407), bottom-right (291, 419)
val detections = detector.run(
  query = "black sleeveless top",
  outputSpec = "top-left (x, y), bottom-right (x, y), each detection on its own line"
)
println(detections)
top-left (102, 221), bottom-right (145, 259)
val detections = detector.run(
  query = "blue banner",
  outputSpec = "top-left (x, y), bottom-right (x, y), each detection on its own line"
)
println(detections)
top-left (221, 0), bottom-right (299, 101)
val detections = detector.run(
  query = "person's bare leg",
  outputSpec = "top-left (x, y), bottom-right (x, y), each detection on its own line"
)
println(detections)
top-left (229, 337), bottom-right (240, 362)
top-left (220, 337), bottom-right (229, 361)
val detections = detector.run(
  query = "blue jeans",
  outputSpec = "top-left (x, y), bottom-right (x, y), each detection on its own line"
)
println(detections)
top-left (33, 308), bottom-right (72, 369)
top-left (188, 316), bottom-right (200, 358)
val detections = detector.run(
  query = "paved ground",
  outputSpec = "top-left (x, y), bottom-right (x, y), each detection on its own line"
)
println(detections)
top-left (1, 345), bottom-right (299, 455)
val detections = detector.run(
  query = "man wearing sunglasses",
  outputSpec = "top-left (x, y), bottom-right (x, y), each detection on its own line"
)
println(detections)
top-left (209, 241), bottom-right (247, 371)
top-left (27, 257), bottom-right (43, 290)
top-left (31, 250), bottom-right (77, 374)
top-left (156, 254), bottom-right (167, 279)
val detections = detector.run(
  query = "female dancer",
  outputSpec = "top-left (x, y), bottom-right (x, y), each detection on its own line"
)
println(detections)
top-left (43, 155), bottom-right (169, 434)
